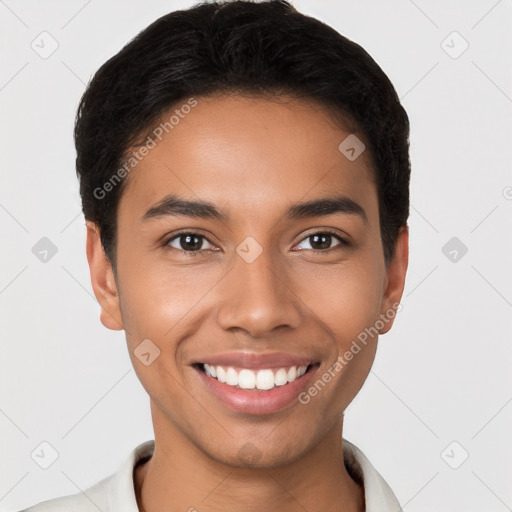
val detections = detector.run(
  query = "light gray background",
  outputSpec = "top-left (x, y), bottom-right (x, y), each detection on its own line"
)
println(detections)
top-left (1, 1), bottom-right (511, 511)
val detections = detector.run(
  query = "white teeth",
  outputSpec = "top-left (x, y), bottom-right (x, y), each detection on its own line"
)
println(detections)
top-left (256, 369), bottom-right (275, 390)
top-left (202, 364), bottom-right (309, 390)
top-left (238, 369), bottom-right (256, 389)
top-left (274, 368), bottom-right (288, 386)
top-left (216, 366), bottom-right (226, 383)
top-left (226, 367), bottom-right (239, 386)
top-left (287, 366), bottom-right (297, 382)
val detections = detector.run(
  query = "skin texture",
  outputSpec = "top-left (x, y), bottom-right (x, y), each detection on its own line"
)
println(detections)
top-left (86, 94), bottom-right (408, 512)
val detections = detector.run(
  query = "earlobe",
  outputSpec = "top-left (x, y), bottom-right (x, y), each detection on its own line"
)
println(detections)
top-left (379, 225), bottom-right (409, 335)
top-left (85, 221), bottom-right (124, 331)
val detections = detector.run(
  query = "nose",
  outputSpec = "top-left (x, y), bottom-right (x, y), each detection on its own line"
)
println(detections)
top-left (216, 247), bottom-right (302, 338)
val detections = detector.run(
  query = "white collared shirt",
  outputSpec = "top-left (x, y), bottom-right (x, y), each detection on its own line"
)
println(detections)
top-left (20, 439), bottom-right (402, 511)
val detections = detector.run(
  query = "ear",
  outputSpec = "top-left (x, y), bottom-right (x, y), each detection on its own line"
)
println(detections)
top-left (85, 220), bottom-right (124, 331)
top-left (379, 225), bottom-right (409, 335)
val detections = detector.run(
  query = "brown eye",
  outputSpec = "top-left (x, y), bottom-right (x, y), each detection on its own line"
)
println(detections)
top-left (295, 231), bottom-right (347, 252)
top-left (165, 232), bottom-right (216, 254)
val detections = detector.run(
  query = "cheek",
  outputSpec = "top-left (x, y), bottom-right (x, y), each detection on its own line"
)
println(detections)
top-left (298, 261), bottom-right (383, 396)
top-left (305, 262), bottom-right (384, 408)
top-left (296, 260), bottom-right (383, 340)
top-left (116, 257), bottom-right (225, 365)
top-left (116, 248), bottom-right (200, 331)
top-left (116, 270), bottom-right (197, 410)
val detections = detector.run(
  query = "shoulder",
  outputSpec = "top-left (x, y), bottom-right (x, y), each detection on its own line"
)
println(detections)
top-left (19, 492), bottom-right (99, 512)
top-left (19, 472), bottom-right (115, 512)
top-left (17, 440), bottom-right (155, 512)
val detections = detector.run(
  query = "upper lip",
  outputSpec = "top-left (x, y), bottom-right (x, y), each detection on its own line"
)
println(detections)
top-left (193, 352), bottom-right (314, 369)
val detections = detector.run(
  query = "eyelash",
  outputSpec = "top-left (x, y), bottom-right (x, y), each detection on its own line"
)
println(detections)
top-left (162, 229), bottom-right (349, 257)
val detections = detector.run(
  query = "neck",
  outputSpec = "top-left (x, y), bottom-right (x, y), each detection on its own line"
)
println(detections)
top-left (135, 406), bottom-right (364, 512)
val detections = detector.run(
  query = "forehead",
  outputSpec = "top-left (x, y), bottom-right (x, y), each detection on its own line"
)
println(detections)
top-left (118, 94), bottom-right (378, 225)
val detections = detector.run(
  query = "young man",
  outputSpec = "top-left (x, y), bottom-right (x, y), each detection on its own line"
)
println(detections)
top-left (22, 1), bottom-right (410, 510)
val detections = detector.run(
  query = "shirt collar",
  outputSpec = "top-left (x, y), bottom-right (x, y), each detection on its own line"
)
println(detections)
top-left (104, 439), bottom-right (401, 512)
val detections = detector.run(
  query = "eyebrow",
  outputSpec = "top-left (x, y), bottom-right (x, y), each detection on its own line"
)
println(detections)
top-left (142, 194), bottom-right (368, 225)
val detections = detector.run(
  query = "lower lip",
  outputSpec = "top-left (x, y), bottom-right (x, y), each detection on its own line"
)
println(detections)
top-left (194, 364), bottom-right (319, 415)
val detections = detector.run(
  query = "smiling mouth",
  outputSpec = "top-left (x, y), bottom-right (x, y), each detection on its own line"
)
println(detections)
top-left (195, 362), bottom-right (314, 391)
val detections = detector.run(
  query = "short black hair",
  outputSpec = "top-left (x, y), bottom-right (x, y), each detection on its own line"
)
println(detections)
top-left (75, 0), bottom-right (410, 274)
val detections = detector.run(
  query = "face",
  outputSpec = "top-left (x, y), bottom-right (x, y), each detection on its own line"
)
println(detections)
top-left (87, 94), bottom-right (408, 468)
